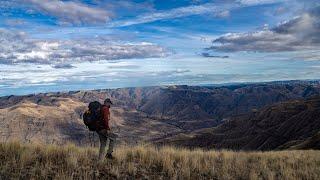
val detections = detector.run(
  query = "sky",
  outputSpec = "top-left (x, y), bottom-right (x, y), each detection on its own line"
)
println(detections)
top-left (0, 0), bottom-right (320, 96)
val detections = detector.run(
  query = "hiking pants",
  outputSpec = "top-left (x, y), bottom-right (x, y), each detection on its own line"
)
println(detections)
top-left (97, 129), bottom-right (117, 159)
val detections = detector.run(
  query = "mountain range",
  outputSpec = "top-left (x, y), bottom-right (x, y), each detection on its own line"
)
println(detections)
top-left (0, 80), bottom-right (319, 150)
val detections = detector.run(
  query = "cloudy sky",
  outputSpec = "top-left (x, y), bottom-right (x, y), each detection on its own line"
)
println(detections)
top-left (0, 0), bottom-right (320, 96)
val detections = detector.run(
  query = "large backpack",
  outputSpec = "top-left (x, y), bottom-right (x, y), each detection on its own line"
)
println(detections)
top-left (83, 101), bottom-right (102, 131)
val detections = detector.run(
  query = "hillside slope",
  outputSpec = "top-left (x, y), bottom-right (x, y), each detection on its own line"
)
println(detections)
top-left (0, 97), bottom-right (181, 145)
top-left (162, 96), bottom-right (320, 150)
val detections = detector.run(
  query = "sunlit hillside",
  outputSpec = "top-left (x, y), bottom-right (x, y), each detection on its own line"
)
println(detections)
top-left (0, 142), bottom-right (319, 180)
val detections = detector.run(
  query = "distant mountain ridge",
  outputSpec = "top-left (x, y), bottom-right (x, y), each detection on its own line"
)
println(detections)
top-left (0, 80), bottom-right (320, 149)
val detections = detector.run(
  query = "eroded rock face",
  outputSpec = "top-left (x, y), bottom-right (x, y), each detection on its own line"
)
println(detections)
top-left (0, 80), bottom-right (320, 147)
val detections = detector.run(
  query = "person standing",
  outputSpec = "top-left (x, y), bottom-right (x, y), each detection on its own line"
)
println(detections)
top-left (96, 98), bottom-right (117, 160)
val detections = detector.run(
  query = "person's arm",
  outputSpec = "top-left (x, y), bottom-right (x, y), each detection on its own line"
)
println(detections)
top-left (102, 107), bottom-right (110, 130)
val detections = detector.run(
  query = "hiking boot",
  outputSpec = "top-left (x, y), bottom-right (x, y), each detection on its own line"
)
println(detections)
top-left (106, 153), bottom-right (114, 160)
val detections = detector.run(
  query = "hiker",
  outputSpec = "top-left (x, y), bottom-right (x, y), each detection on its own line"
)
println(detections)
top-left (83, 98), bottom-right (117, 160)
top-left (96, 98), bottom-right (117, 160)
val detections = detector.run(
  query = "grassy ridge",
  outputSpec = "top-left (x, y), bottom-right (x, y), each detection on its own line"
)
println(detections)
top-left (0, 142), bottom-right (319, 180)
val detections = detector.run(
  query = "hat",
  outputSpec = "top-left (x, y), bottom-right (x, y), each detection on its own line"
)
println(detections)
top-left (104, 98), bottom-right (113, 104)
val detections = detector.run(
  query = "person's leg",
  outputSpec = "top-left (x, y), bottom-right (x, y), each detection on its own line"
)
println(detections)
top-left (98, 133), bottom-right (107, 160)
top-left (107, 136), bottom-right (115, 155)
top-left (106, 131), bottom-right (117, 159)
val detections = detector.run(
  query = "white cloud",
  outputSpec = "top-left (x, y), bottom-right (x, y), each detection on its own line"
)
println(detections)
top-left (1, 0), bottom-right (288, 27)
top-left (107, 0), bottom-right (286, 28)
top-left (4, 19), bottom-right (27, 26)
top-left (0, 29), bottom-right (169, 65)
top-left (215, 10), bottom-right (230, 18)
top-left (24, 0), bottom-right (112, 25)
top-left (208, 7), bottom-right (320, 53)
top-left (237, 0), bottom-right (286, 5)
top-left (108, 3), bottom-right (242, 28)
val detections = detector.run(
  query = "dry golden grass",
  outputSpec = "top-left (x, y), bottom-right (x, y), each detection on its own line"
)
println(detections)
top-left (0, 142), bottom-right (319, 180)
